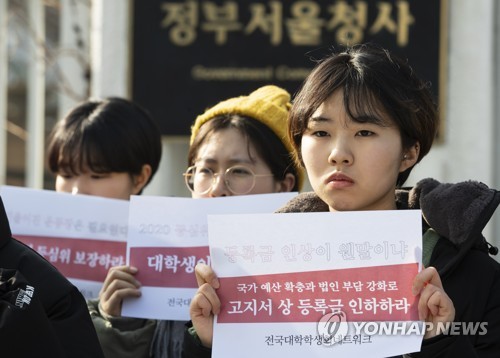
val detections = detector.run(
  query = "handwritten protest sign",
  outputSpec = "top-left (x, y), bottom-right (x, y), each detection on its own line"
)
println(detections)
top-left (0, 185), bottom-right (128, 299)
top-left (208, 210), bottom-right (423, 358)
top-left (122, 192), bottom-right (297, 321)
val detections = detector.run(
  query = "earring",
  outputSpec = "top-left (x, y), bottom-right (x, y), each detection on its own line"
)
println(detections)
top-left (403, 154), bottom-right (408, 160)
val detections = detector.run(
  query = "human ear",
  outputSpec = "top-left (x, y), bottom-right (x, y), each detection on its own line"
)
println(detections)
top-left (131, 164), bottom-right (152, 195)
top-left (399, 142), bottom-right (420, 173)
top-left (275, 173), bottom-right (296, 193)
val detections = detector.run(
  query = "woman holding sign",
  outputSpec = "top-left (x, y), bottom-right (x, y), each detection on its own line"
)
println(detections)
top-left (147, 84), bottom-right (301, 357)
top-left (47, 97), bottom-right (162, 357)
top-left (184, 43), bottom-right (500, 357)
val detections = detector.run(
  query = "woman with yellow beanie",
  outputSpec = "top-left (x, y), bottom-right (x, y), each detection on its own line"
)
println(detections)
top-left (155, 85), bottom-right (305, 356)
top-left (95, 86), bottom-right (303, 358)
top-left (184, 85), bottom-right (304, 197)
top-left (149, 86), bottom-right (304, 357)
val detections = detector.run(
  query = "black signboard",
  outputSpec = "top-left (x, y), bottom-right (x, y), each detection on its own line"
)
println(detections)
top-left (132, 0), bottom-right (447, 136)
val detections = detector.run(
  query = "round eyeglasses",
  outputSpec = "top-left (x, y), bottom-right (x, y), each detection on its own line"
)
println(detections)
top-left (183, 165), bottom-right (275, 195)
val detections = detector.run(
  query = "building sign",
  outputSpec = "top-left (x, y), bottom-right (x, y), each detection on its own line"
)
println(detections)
top-left (132, 0), bottom-right (447, 136)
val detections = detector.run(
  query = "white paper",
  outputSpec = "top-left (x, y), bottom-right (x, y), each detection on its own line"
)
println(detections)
top-left (208, 210), bottom-right (423, 358)
top-left (122, 192), bottom-right (297, 320)
top-left (0, 185), bottom-right (129, 299)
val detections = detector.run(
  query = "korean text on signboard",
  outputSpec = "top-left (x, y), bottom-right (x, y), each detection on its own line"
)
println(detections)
top-left (132, 0), bottom-right (446, 135)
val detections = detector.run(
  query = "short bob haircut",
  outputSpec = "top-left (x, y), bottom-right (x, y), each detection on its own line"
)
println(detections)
top-left (289, 43), bottom-right (438, 187)
top-left (47, 97), bottom-right (162, 193)
top-left (188, 114), bottom-right (300, 192)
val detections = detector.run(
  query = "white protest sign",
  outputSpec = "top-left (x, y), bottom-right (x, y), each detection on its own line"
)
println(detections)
top-left (122, 192), bottom-right (297, 321)
top-left (1, 185), bottom-right (129, 299)
top-left (208, 210), bottom-right (423, 358)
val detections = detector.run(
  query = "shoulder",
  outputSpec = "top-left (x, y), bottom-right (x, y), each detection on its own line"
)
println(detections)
top-left (435, 237), bottom-right (500, 291)
top-left (0, 237), bottom-right (76, 307)
top-left (412, 178), bottom-right (499, 245)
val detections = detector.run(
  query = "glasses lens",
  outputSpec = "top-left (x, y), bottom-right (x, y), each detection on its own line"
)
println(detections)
top-left (184, 166), bottom-right (196, 192)
top-left (185, 166), bottom-right (214, 194)
top-left (226, 166), bottom-right (255, 195)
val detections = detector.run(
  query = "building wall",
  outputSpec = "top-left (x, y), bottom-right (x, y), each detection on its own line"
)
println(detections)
top-left (407, 0), bottom-right (499, 249)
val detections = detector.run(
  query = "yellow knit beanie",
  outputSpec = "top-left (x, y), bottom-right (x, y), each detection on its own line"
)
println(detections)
top-left (190, 85), bottom-right (304, 190)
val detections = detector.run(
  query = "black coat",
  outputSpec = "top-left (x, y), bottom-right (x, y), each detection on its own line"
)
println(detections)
top-left (182, 179), bottom-right (500, 358)
top-left (0, 196), bottom-right (105, 357)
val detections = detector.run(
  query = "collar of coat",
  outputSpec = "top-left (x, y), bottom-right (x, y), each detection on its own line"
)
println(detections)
top-left (276, 178), bottom-right (500, 251)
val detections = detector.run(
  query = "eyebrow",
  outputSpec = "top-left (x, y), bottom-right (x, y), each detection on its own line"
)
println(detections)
top-left (310, 114), bottom-right (387, 127)
top-left (309, 116), bottom-right (331, 123)
top-left (195, 158), bottom-right (255, 166)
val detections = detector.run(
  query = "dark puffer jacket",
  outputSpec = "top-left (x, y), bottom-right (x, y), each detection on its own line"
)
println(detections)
top-left (0, 196), bottom-right (105, 357)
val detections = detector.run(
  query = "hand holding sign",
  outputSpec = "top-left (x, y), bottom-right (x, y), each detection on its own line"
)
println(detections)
top-left (191, 263), bottom-right (221, 348)
top-left (99, 265), bottom-right (142, 317)
top-left (412, 266), bottom-right (455, 339)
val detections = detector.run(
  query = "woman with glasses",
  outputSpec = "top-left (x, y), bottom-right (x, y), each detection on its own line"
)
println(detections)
top-left (78, 86), bottom-right (303, 358)
top-left (153, 85), bottom-right (304, 357)
top-left (184, 84), bottom-right (303, 197)
top-left (143, 85), bottom-right (303, 357)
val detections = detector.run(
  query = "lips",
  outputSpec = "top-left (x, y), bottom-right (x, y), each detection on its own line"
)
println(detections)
top-left (325, 172), bottom-right (354, 185)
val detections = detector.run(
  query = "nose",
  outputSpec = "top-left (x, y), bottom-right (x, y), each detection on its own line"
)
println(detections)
top-left (328, 137), bottom-right (353, 166)
top-left (208, 173), bottom-right (231, 197)
top-left (70, 179), bottom-right (89, 196)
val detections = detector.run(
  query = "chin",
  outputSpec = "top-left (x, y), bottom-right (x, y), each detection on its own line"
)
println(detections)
top-left (326, 198), bottom-right (357, 212)
top-left (317, 191), bottom-right (348, 211)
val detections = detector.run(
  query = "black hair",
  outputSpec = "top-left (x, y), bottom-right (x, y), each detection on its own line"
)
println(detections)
top-left (289, 43), bottom-right (438, 186)
top-left (47, 97), bottom-right (162, 193)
